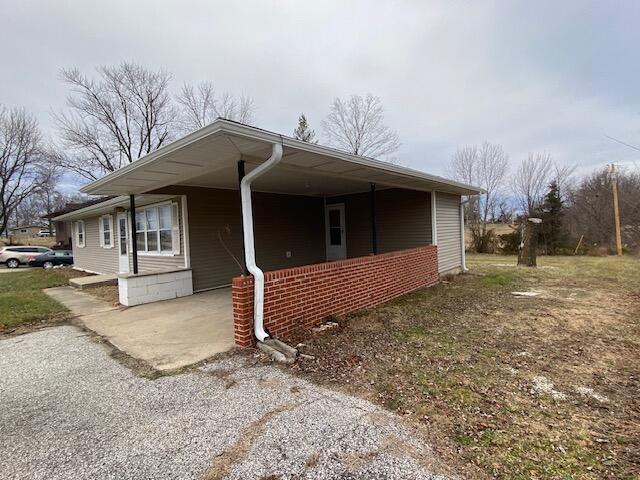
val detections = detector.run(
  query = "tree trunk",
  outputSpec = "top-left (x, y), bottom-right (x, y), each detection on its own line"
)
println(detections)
top-left (518, 218), bottom-right (541, 267)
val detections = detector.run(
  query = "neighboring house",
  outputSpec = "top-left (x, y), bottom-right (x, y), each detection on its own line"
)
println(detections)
top-left (54, 119), bottom-right (481, 347)
top-left (45, 197), bottom-right (114, 248)
top-left (9, 225), bottom-right (46, 238)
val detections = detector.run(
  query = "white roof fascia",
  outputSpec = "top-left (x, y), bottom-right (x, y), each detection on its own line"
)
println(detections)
top-left (80, 119), bottom-right (482, 196)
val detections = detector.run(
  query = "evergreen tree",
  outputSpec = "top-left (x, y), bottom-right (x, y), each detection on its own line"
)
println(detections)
top-left (537, 181), bottom-right (566, 254)
top-left (293, 114), bottom-right (317, 143)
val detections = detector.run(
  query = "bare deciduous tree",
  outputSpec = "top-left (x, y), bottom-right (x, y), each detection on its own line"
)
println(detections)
top-left (0, 106), bottom-right (53, 236)
top-left (176, 81), bottom-right (255, 132)
top-left (512, 152), bottom-right (554, 216)
top-left (512, 153), bottom-right (576, 214)
top-left (567, 166), bottom-right (640, 251)
top-left (448, 142), bottom-right (509, 252)
top-left (322, 94), bottom-right (400, 159)
top-left (55, 62), bottom-right (175, 180)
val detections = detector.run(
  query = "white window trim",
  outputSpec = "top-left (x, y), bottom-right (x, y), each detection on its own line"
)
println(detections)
top-left (132, 200), bottom-right (181, 257)
top-left (75, 220), bottom-right (86, 248)
top-left (99, 214), bottom-right (114, 249)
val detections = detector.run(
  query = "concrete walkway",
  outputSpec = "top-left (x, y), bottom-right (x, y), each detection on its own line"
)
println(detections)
top-left (45, 287), bottom-right (235, 370)
top-left (0, 326), bottom-right (448, 480)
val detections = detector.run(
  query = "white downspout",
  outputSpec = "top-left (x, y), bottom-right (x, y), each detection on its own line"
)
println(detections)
top-left (459, 199), bottom-right (468, 272)
top-left (431, 191), bottom-right (437, 246)
top-left (240, 142), bottom-right (283, 342)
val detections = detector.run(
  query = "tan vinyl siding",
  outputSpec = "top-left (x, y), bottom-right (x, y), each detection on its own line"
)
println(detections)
top-left (328, 188), bottom-right (432, 258)
top-left (160, 187), bottom-right (326, 292)
top-left (253, 193), bottom-right (325, 271)
top-left (72, 215), bottom-right (119, 274)
top-left (435, 192), bottom-right (462, 273)
top-left (128, 198), bottom-right (185, 273)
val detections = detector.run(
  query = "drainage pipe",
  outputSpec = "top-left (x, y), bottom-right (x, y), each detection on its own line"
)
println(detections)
top-left (240, 141), bottom-right (283, 342)
top-left (459, 195), bottom-right (480, 273)
top-left (459, 201), bottom-right (468, 272)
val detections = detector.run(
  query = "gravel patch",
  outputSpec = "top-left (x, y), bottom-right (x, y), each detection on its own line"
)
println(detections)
top-left (0, 326), bottom-right (450, 479)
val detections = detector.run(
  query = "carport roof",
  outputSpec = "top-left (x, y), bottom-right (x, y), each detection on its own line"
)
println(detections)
top-left (81, 119), bottom-right (482, 197)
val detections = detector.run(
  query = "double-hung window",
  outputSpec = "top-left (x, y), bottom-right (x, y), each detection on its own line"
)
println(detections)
top-left (99, 215), bottom-right (113, 248)
top-left (135, 203), bottom-right (179, 255)
top-left (76, 220), bottom-right (85, 248)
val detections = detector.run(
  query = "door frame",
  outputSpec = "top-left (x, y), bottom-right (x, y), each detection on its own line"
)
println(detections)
top-left (325, 203), bottom-right (346, 261)
top-left (117, 212), bottom-right (129, 273)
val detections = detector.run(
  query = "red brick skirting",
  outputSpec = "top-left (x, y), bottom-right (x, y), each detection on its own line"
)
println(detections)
top-left (232, 245), bottom-right (439, 347)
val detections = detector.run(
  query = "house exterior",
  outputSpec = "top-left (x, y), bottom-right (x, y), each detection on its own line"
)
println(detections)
top-left (45, 197), bottom-right (114, 248)
top-left (54, 120), bottom-right (480, 347)
top-left (9, 225), bottom-right (47, 238)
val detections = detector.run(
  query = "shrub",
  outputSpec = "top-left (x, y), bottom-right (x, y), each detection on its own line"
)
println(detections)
top-left (499, 231), bottom-right (521, 255)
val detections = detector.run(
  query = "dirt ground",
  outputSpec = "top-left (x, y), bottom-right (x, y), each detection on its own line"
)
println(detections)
top-left (292, 254), bottom-right (640, 479)
top-left (85, 285), bottom-right (120, 305)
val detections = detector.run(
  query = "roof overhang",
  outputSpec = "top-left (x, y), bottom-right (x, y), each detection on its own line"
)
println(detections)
top-left (52, 195), bottom-right (175, 221)
top-left (81, 119), bottom-right (482, 197)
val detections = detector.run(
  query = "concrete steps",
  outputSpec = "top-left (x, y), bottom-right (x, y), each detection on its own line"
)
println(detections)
top-left (70, 273), bottom-right (118, 290)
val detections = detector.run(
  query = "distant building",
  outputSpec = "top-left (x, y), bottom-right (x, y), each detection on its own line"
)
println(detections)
top-left (44, 197), bottom-right (113, 248)
top-left (9, 225), bottom-right (47, 238)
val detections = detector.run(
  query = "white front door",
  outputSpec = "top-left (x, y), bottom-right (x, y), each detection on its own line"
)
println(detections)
top-left (117, 213), bottom-right (129, 273)
top-left (325, 203), bottom-right (346, 260)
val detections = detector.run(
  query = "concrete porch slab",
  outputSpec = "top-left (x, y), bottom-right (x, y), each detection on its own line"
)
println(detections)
top-left (45, 287), bottom-right (235, 371)
top-left (70, 273), bottom-right (118, 289)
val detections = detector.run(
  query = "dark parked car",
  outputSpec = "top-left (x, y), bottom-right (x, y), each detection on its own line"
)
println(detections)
top-left (28, 250), bottom-right (74, 269)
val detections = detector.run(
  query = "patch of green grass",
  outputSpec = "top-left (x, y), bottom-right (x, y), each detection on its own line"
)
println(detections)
top-left (481, 271), bottom-right (515, 287)
top-left (0, 270), bottom-right (75, 329)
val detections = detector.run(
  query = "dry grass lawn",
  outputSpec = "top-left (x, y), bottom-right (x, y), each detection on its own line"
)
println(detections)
top-left (0, 268), bottom-right (87, 333)
top-left (293, 254), bottom-right (640, 479)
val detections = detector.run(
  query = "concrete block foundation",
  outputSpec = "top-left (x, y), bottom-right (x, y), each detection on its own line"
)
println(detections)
top-left (118, 268), bottom-right (193, 307)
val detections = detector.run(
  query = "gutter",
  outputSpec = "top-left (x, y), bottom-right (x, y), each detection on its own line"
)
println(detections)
top-left (240, 141), bottom-right (283, 342)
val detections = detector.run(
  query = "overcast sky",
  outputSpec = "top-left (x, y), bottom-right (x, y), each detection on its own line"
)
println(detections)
top-left (2, 0), bottom-right (640, 190)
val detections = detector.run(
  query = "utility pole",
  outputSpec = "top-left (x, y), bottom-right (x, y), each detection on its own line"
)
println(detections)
top-left (611, 164), bottom-right (623, 256)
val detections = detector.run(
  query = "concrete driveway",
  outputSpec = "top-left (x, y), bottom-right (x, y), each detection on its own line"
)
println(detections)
top-left (45, 287), bottom-right (235, 371)
top-left (0, 326), bottom-right (449, 480)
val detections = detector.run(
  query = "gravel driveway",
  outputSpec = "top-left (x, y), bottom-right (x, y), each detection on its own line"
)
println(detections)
top-left (0, 326), bottom-right (449, 480)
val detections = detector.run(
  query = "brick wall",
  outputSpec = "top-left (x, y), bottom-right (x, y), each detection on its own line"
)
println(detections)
top-left (232, 245), bottom-right (438, 347)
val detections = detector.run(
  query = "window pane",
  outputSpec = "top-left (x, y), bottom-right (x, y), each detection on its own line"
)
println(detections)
top-left (135, 212), bottom-right (145, 232)
top-left (120, 237), bottom-right (127, 254)
top-left (159, 205), bottom-right (172, 230)
top-left (160, 230), bottom-right (172, 252)
top-left (102, 217), bottom-right (109, 231)
top-left (146, 208), bottom-right (157, 231)
top-left (103, 232), bottom-right (110, 245)
top-left (147, 230), bottom-right (158, 252)
top-left (330, 227), bottom-right (341, 245)
top-left (329, 209), bottom-right (340, 228)
top-left (136, 232), bottom-right (146, 251)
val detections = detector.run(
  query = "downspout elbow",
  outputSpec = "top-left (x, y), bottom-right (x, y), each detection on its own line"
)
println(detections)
top-left (239, 142), bottom-right (283, 342)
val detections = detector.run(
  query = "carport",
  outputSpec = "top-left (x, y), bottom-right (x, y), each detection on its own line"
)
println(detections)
top-left (74, 119), bottom-right (480, 347)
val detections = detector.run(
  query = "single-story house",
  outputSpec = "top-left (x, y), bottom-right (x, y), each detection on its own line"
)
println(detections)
top-left (45, 197), bottom-right (114, 248)
top-left (54, 119), bottom-right (481, 347)
top-left (9, 225), bottom-right (48, 238)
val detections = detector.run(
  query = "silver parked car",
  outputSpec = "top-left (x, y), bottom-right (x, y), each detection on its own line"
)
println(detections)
top-left (0, 246), bottom-right (52, 268)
